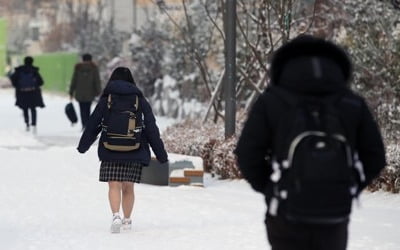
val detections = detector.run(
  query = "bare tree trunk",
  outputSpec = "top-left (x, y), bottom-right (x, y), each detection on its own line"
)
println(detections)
top-left (203, 69), bottom-right (225, 123)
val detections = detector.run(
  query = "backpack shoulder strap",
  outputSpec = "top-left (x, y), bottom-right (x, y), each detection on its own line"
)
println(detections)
top-left (107, 94), bottom-right (112, 109)
top-left (102, 96), bottom-right (112, 132)
top-left (134, 95), bottom-right (139, 111)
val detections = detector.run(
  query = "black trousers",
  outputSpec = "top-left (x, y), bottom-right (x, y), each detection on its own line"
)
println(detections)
top-left (22, 107), bottom-right (37, 126)
top-left (78, 101), bottom-right (92, 129)
top-left (266, 215), bottom-right (348, 250)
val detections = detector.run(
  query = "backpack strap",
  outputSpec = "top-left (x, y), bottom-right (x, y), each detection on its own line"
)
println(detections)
top-left (134, 95), bottom-right (139, 111)
top-left (127, 96), bottom-right (140, 135)
top-left (106, 94), bottom-right (139, 109)
top-left (107, 94), bottom-right (112, 109)
top-left (102, 95), bottom-right (111, 133)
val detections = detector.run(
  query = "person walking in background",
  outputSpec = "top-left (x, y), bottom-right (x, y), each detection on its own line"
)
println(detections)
top-left (235, 35), bottom-right (386, 250)
top-left (77, 67), bottom-right (168, 233)
top-left (11, 56), bottom-right (45, 133)
top-left (69, 53), bottom-right (101, 129)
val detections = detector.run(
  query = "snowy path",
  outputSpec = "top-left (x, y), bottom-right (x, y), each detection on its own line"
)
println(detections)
top-left (0, 88), bottom-right (400, 250)
top-left (0, 144), bottom-right (267, 250)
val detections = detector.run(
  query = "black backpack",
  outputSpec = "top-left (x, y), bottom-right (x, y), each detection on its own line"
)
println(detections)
top-left (17, 70), bottom-right (37, 89)
top-left (101, 94), bottom-right (143, 152)
top-left (267, 86), bottom-right (364, 224)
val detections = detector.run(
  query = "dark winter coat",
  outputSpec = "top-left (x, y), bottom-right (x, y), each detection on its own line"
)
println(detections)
top-left (77, 80), bottom-right (168, 165)
top-left (69, 62), bottom-right (102, 102)
top-left (235, 35), bottom-right (386, 202)
top-left (11, 65), bottom-right (45, 109)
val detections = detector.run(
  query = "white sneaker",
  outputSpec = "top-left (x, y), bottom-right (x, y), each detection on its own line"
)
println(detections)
top-left (110, 214), bottom-right (122, 233)
top-left (122, 218), bottom-right (132, 231)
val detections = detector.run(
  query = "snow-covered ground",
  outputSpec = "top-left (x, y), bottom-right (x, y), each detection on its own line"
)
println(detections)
top-left (0, 88), bottom-right (399, 250)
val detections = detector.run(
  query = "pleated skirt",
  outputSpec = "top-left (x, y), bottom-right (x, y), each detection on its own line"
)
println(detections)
top-left (99, 161), bottom-right (142, 183)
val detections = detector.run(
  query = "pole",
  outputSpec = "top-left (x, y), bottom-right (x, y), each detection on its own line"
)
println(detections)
top-left (132, 0), bottom-right (137, 30)
top-left (224, 0), bottom-right (236, 138)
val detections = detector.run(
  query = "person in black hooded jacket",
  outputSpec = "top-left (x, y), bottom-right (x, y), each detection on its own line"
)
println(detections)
top-left (77, 67), bottom-right (168, 233)
top-left (11, 56), bottom-right (45, 132)
top-left (235, 35), bottom-right (386, 250)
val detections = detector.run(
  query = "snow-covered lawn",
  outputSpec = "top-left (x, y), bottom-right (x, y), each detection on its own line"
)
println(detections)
top-left (0, 88), bottom-right (399, 250)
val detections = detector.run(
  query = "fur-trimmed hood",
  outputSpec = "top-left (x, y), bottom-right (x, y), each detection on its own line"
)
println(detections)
top-left (270, 35), bottom-right (352, 94)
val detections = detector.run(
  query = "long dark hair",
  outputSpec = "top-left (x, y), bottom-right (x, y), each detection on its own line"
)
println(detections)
top-left (108, 67), bottom-right (136, 85)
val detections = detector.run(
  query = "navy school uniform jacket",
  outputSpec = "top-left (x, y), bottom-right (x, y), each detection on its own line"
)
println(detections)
top-left (77, 80), bottom-right (168, 165)
top-left (11, 65), bottom-right (45, 109)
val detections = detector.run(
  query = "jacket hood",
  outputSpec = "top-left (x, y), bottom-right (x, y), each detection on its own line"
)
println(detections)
top-left (270, 35), bottom-right (352, 94)
top-left (102, 80), bottom-right (143, 97)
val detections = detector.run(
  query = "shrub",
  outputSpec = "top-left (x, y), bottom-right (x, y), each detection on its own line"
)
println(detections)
top-left (368, 144), bottom-right (400, 193)
top-left (162, 117), bottom-right (243, 179)
top-left (162, 117), bottom-right (400, 193)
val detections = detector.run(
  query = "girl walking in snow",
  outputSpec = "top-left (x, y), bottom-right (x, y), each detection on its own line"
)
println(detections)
top-left (77, 67), bottom-right (168, 233)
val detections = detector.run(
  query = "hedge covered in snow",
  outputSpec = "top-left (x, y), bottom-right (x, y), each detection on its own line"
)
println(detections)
top-left (162, 118), bottom-right (400, 193)
top-left (162, 117), bottom-right (243, 179)
top-left (369, 145), bottom-right (400, 193)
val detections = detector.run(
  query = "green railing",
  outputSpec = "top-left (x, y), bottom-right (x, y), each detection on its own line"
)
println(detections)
top-left (0, 19), bottom-right (7, 76)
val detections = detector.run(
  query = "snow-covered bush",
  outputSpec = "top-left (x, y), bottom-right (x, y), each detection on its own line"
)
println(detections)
top-left (369, 145), bottom-right (400, 193)
top-left (164, 116), bottom-right (400, 193)
top-left (162, 116), bottom-right (245, 179)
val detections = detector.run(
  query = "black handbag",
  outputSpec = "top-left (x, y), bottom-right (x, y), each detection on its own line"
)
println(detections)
top-left (65, 102), bottom-right (78, 124)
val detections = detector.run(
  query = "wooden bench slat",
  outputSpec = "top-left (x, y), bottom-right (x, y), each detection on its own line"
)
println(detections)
top-left (169, 177), bottom-right (191, 183)
top-left (184, 170), bottom-right (204, 177)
